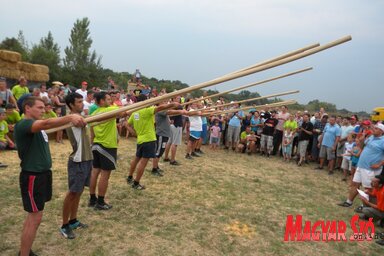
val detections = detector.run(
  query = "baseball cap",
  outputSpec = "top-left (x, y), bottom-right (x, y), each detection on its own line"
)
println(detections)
top-left (81, 81), bottom-right (88, 86)
top-left (375, 123), bottom-right (384, 133)
top-left (362, 120), bottom-right (371, 126)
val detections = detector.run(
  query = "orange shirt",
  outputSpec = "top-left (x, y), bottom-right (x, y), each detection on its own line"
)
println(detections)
top-left (371, 186), bottom-right (384, 211)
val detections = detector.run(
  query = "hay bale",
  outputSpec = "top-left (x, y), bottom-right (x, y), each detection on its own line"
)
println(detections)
top-left (0, 50), bottom-right (21, 63)
top-left (0, 59), bottom-right (18, 69)
top-left (33, 72), bottom-right (49, 82)
top-left (0, 68), bottom-right (21, 80)
top-left (19, 62), bottom-right (35, 72)
top-left (33, 64), bottom-right (49, 74)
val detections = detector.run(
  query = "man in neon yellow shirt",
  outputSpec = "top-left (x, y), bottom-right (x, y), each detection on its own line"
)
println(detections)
top-left (11, 76), bottom-right (30, 100)
top-left (126, 94), bottom-right (180, 190)
top-left (0, 108), bottom-right (15, 150)
top-left (5, 103), bottom-right (21, 131)
top-left (89, 91), bottom-right (122, 210)
top-left (42, 103), bottom-right (58, 119)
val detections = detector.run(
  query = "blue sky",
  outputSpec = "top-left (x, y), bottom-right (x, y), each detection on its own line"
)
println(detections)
top-left (1, 0), bottom-right (383, 112)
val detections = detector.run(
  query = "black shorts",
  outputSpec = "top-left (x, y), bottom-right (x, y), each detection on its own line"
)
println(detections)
top-left (20, 170), bottom-right (52, 213)
top-left (92, 144), bottom-right (117, 171)
top-left (136, 141), bottom-right (156, 158)
top-left (68, 160), bottom-right (92, 193)
top-left (155, 135), bottom-right (169, 158)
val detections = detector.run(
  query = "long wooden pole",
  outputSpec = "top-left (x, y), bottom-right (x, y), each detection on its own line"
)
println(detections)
top-left (203, 100), bottom-right (297, 116)
top-left (181, 67), bottom-right (311, 107)
top-left (49, 35), bottom-right (352, 131)
top-left (193, 90), bottom-right (300, 111)
top-left (227, 43), bottom-right (320, 76)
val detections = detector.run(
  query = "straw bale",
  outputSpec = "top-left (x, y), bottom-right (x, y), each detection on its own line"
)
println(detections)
top-left (0, 68), bottom-right (21, 80)
top-left (0, 59), bottom-right (18, 69)
top-left (33, 64), bottom-right (49, 74)
top-left (19, 62), bottom-right (35, 72)
top-left (0, 50), bottom-right (21, 63)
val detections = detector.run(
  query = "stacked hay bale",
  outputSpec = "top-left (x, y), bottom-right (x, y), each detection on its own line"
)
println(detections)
top-left (0, 50), bottom-right (49, 81)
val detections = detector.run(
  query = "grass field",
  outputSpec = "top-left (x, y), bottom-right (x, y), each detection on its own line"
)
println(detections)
top-left (0, 138), bottom-right (383, 256)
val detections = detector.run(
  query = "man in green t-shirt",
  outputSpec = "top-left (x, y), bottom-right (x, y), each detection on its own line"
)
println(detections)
top-left (11, 76), bottom-right (30, 100)
top-left (89, 91), bottom-right (124, 210)
top-left (126, 94), bottom-right (180, 190)
top-left (5, 103), bottom-right (21, 130)
top-left (14, 96), bottom-right (86, 256)
top-left (237, 126), bottom-right (257, 154)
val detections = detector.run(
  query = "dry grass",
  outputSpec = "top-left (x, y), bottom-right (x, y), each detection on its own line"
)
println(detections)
top-left (0, 138), bottom-right (383, 256)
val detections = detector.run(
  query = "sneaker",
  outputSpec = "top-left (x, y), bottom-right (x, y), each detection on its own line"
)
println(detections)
top-left (191, 152), bottom-right (201, 157)
top-left (170, 160), bottom-right (181, 166)
top-left (266, 153), bottom-right (270, 158)
top-left (94, 202), bottom-right (113, 210)
top-left (151, 170), bottom-right (163, 177)
top-left (88, 199), bottom-right (97, 207)
top-left (376, 239), bottom-right (384, 246)
top-left (328, 171), bottom-right (334, 175)
top-left (314, 166), bottom-right (324, 170)
top-left (163, 158), bottom-right (170, 162)
top-left (60, 226), bottom-right (75, 239)
top-left (69, 221), bottom-right (88, 230)
top-left (132, 183), bottom-right (146, 190)
top-left (185, 154), bottom-right (193, 159)
top-left (337, 201), bottom-right (352, 207)
top-left (126, 176), bottom-right (133, 184)
top-left (196, 149), bottom-right (204, 154)
top-left (156, 167), bottom-right (164, 173)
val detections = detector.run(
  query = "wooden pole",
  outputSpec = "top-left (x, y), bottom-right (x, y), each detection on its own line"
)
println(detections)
top-left (227, 43), bottom-right (320, 76)
top-left (48, 35), bottom-right (351, 131)
top-left (193, 90), bottom-right (300, 111)
top-left (203, 100), bottom-right (297, 116)
top-left (181, 67), bottom-right (311, 107)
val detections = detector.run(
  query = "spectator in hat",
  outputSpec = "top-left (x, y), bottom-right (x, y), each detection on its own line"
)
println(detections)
top-left (338, 123), bottom-right (384, 208)
top-left (76, 81), bottom-right (88, 100)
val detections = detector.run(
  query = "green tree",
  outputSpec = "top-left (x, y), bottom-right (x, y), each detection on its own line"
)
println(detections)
top-left (29, 31), bottom-right (61, 82)
top-left (0, 31), bottom-right (30, 60)
top-left (63, 17), bottom-right (103, 87)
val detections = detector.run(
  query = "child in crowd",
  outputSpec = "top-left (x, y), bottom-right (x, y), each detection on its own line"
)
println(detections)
top-left (0, 108), bottom-right (15, 150)
top-left (341, 134), bottom-right (355, 182)
top-left (350, 136), bottom-right (364, 179)
top-left (210, 121), bottom-right (221, 150)
top-left (282, 127), bottom-right (294, 161)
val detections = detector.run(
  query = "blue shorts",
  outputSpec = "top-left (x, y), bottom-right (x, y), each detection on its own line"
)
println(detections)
top-left (190, 131), bottom-right (202, 141)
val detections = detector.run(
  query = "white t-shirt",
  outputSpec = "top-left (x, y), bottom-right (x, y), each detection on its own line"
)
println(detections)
top-left (40, 92), bottom-right (48, 99)
top-left (343, 142), bottom-right (353, 160)
top-left (188, 109), bottom-right (202, 132)
top-left (76, 89), bottom-right (87, 100)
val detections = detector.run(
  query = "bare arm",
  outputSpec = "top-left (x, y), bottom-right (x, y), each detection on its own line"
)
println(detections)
top-left (30, 114), bottom-right (86, 133)
top-left (155, 102), bottom-right (180, 113)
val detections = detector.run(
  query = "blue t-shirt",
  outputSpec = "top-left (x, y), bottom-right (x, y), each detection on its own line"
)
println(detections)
top-left (357, 136), bottom-right (384, 171)
top-left (228, 110), bottom-right (244, 127)
top-left (321, 123), bottom-right (341, 148)
top-left (250, 116), bottom-right (262, 133)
